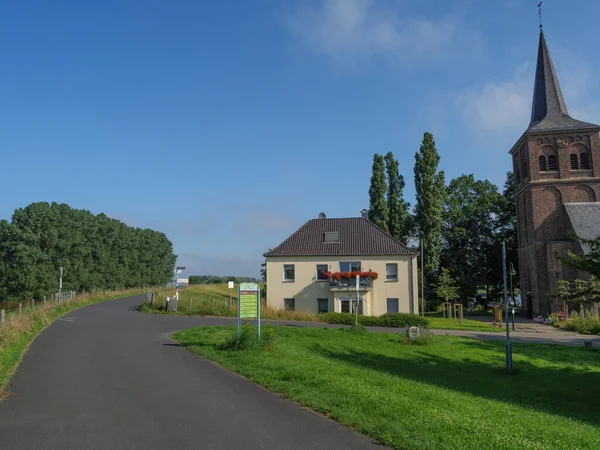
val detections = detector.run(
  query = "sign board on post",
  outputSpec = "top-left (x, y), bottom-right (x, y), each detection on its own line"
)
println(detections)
top-left (228, 281), bottom-right (234, 290)
top-left (238, 282), bottom-right (261, 337)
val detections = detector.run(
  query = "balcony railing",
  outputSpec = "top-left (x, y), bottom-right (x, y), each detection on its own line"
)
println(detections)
top-left (329, 278), bottom-right (373, 290)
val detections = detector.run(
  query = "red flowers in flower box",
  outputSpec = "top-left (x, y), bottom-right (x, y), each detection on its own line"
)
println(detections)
top-left (326, 270), bottom-right (379, 281)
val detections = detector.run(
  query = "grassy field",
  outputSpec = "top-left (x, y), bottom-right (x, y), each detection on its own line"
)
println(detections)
top-left (0, 289), bottom-right (146, 397)
top-left (173, 326), bottom-right (600, 450)
top-left (142, 284), bottom-right (502, 331)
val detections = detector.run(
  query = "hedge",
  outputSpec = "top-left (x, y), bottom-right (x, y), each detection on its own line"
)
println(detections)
top-left (319, 312), bottom-right (430, 328)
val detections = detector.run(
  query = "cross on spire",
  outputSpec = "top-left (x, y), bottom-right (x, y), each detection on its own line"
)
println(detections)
top-left (538, 2), bottom-right (543, 29)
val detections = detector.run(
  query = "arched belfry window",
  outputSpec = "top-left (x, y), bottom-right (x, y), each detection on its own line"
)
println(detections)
top-left (548, 155), bottom-right (558, 171)
top-left (570, 154), bottom-right (579, 170)
top-left (539, 156), bottom-right (547, 171)
top-left (580, 153), bottom-right (591, 170)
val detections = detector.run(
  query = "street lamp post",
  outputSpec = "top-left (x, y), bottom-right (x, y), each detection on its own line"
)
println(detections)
top-left (503, 242), bottom-right (513, 372)
top-left (509, 263), bottom-right (517, 332)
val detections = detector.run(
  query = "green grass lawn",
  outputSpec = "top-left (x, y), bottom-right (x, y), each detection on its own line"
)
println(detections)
top-left (427, 317), bottom-right (502, 332)
top-left (173, 326), bottom-right (600, 450)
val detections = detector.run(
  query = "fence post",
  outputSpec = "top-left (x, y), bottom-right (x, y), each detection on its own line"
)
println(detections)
top-left (1, 309), bottom-right (5, 328)
top-left (32, 299), bottom-right (35, 310)
top-left (19, 303), bottom-right (22, 316)
top-left (44, 296), bottom-right (47, 307)
top-left (189, 298), bottom-right (192, 314)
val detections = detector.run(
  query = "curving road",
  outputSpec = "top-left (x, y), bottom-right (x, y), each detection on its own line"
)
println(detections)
top-left (0, 295), bottom-right (380, 450)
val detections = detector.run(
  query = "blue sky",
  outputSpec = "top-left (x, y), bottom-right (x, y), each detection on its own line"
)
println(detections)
top-left (2, 0), bottom-right (600, 277)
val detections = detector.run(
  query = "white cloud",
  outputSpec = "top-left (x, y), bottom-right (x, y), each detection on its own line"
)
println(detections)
top-left (285, 0), bottom-right (469, 66)
top-left (455, 58), bottom-right (600, 136)
top-left (454, 63), bottom-right (532, 134)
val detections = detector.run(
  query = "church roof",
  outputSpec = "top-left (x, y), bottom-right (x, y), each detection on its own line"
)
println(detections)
top-left (564, 203), bottom-right (600, 255)
top-left (527, 31), bottom-right (599, 134)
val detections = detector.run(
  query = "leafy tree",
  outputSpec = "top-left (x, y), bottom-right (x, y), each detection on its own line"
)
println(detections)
top-left (368, 154), bottom-right (389, 232)
top-left (441, 174), bottom-right (503, 300)
top-left (434, 268), bottom-right (460, 303)
top-left (414, 132), bottom-right (446, 297)
top-left (384, 152), bottom-right (411, 244)
top-left (558, 234), bottom-right (600, 279)
top-left (0, 202), bottom-right (177, 300)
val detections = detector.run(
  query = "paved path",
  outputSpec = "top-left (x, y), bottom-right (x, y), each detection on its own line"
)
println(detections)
top-left (0, 296), bottom-right (380, 450)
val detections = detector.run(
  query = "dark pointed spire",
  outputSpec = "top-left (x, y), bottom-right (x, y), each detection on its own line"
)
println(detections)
top-left (527, 31), bottom-right (598, 133)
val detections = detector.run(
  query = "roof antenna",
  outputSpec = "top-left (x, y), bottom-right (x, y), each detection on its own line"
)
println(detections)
top-left (537, 2), bottom-right (543, 30)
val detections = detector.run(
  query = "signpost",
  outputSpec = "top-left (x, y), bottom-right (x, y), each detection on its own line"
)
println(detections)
top-left (238, 282), bottom-right (261, 337)
top-left (174, 266), bottom-right (185, 300)
top-left (228, 281), bottom-right (234, 307)
top-left (355, 274), bottom-right (360, 326)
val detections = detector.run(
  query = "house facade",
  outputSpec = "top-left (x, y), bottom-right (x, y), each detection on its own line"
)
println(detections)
top-left (264, 215), bottom-right (419, 316)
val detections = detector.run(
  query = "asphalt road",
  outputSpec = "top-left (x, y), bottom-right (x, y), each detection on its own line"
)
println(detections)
top-left (0, 295), bottom-right (381, 450)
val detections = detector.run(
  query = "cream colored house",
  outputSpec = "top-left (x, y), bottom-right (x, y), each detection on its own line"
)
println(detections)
top-left (264, 214), bottom-right (419, 316)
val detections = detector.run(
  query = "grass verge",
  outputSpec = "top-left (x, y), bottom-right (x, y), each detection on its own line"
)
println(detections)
top-left (141, 284), bottom-right (502, 332)
top-left (173, 326), bottom-right (600, 450)
top-left (427, 317), bottom-right (502, 332)
top-left (0, 289), bottom-right (145, 397)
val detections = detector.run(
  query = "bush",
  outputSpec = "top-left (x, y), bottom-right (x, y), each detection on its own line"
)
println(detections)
top-left (319, 312), bottom-right (430, 328)
top-left (563, 310), bottom-right (600, 335)
top-left (220, 323), bottom-right (275, 350)
top-left (379, 313), bottom-right (430, 328)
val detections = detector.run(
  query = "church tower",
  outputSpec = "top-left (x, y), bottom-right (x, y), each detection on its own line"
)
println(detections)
top-left (511, 30), bottom-right (600, 316)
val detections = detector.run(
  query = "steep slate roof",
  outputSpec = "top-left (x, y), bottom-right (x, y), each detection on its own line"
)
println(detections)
top-left (527, 31), bottom-right (599, 134)
top-left (264, 218), bottom-right (419, 257)
top-left (564, 203), bottom-right (600, 255)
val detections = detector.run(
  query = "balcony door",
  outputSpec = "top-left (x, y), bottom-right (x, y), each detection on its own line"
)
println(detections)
top-left (340, 298), bottom-right (363, 314)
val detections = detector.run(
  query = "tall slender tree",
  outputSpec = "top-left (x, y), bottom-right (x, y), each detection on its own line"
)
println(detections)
top-left (368, 154), bottom-right (389, 232)
top-left (384, 152), bottom-right (410, 244)
top-left (414, 132), bottom-right (446, 297)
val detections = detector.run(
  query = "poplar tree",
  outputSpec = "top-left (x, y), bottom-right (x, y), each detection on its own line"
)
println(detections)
top-left (368, 154), bottom-right (389, 232)
top-left (414, 132), bottom-right (446, 296)
top-left (384, 152), bottom-right (410, 244)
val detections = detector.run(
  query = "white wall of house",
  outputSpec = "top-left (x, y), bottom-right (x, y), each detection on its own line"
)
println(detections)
top-left (265, 255), bottom-right (418, 316)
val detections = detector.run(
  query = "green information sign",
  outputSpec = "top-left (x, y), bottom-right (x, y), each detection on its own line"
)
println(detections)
top-left (237, 282), bottom-right (261, 337)
top-left (239, 290), bottom-right (258, 318)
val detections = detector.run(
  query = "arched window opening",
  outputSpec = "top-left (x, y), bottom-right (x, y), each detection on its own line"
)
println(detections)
top-left (570, 154), bottom-right (579, 170)
top-left (548, 155), bottom-right (558, 171)
top-left (580, 153), bottom-right (591, 170)
top-left (539, 155), bottom-right (547, 171)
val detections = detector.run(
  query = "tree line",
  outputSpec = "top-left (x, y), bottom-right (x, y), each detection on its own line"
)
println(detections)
top-left (368, 132), bottom-right (518, 304)
top-left (188, 275), bottom-right (260, 285)
top-left (0, 202), bottom-right (177, 300)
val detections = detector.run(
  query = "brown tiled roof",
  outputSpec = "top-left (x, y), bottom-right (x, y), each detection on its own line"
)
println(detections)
top-left (264, 218), bottom-right (419, 257)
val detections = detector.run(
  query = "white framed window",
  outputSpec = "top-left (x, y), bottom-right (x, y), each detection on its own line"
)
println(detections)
top-left (386, 263), bottom-right (398, 280)
top-left (283, 264), bottom-right (295, 282)
top-left (387, 298), bottom-right (399, 313)
top-left (340, 261), bottom-right (361, 272)
top-left (284, 298), bottom-right (295, 311)
top-left (316, 264), bottom-right (329, 281)
top-left (340, 298), bottom-right (363, 314)
top-left (317, 298), bottom-right (328, 313)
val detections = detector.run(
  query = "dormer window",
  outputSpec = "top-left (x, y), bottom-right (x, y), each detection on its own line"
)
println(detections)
top-left (580, 153), bottom-right (591, 170)
top-left (324, 231), bottom-right (339, 243)
top-left (539, 156), bottom-right (547, 171)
